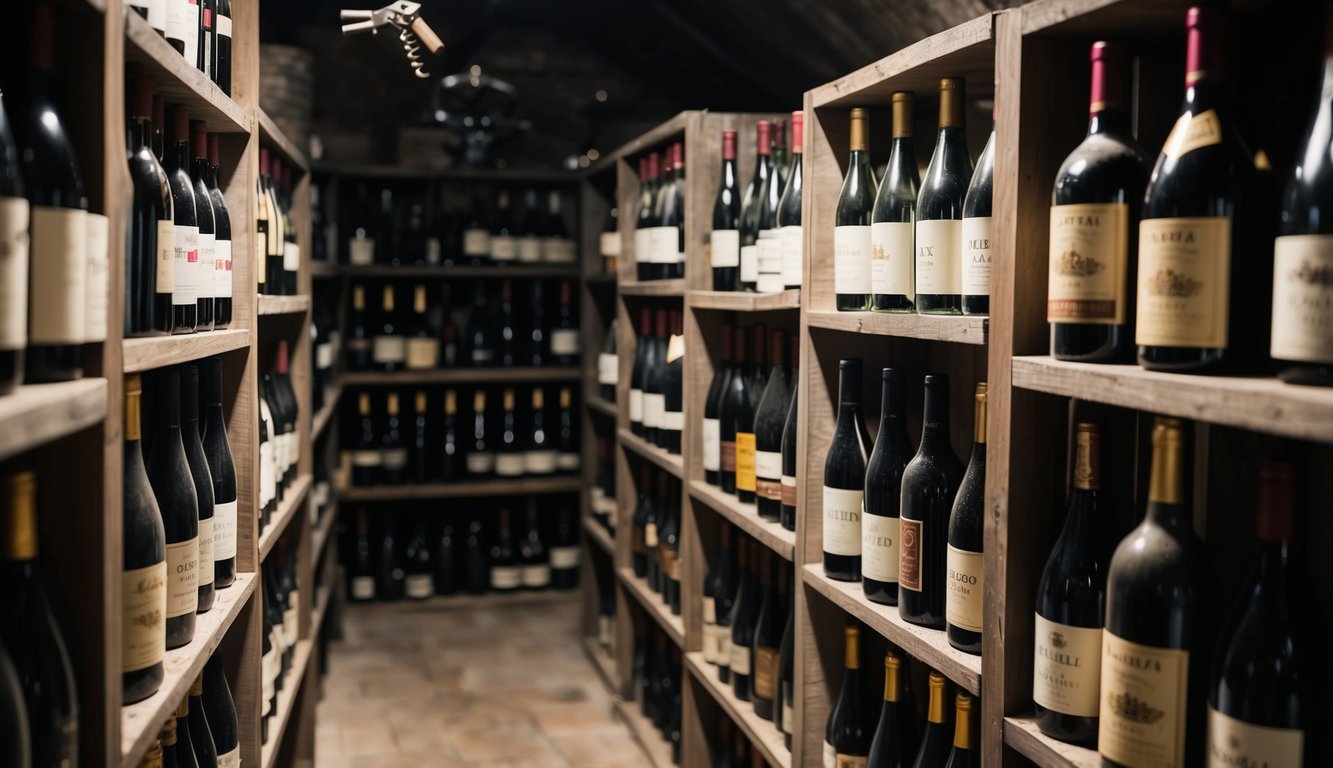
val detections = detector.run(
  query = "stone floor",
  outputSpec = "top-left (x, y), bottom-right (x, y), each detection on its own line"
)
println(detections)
top-left (314, 597), bottom-right (648, 767)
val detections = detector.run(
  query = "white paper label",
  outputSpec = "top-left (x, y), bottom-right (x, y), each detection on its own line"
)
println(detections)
top-left (557, 451), bottom-right (579, 471)
top-left (463, 228), bottom-right (490, 256)
top-left (822, 486), bottom-right (863, 556)
top-left (496, 453), bottom-right (524, 476)
top-left (711, 229), bottom-right (740, 268)
top-left (216, 748), bottom-right (240, 768)
top-left (30, 207), bottom-right (87, 344)
top-left (0, 198), bottom-right (30, 349)
top-left (730, 643), bottom-right (751, 676)
top-left (405, 574), bottom-right (433, 599)
top-left (518, 236), bottom-right (542, 263)
top-left (524, 450), bottom-right (557, 474)
top-left (628, 389), bottom-right (643, 423)
top-left (834, 224), bottom-right (872, 294)
top-left (213, 499), bottom-right (237, 560)
top-left (643, 393), bottom-right (665, 429)
top-left (740, 244), bottom-right (759, 282)
top-left (871, 221), bottom-right (914, 299)
top-left (195, 231), bottom-right (215, 302)
top-left (348, 238), bottom-right (374, 265)
top-left (373, 335), bottom-right (406, 364)
top-left (544, 238), bottom-right (576, 264)
top-left (426, 237), bottom-right (441, 264)
top-left (550, 546), bottom-right (580, 569)
top-left (702, 419), bottom-right (721, 472)
top-left (962, 216), bottom-right (993, 297)
top-left (599, 231), bottom-right (621, 258)
top-left (551, 329), bottom-right (580, 356)
top-left (173, 224), bottom-right (199, 306)
top-left (916, 218), bottom-right (962, 294)
top-left (780, 225), bottom-right (803, 287)
top-left (216, 13), bottom-right (231, 38)
top-left (491, 565), bottom-right (521, 589)
top-left (522, 564), bottom-right (551, 587)
top-left (945, 544), bottom-right (984, 632)
top-left (165, 537), bottom-right (199, 617)
top-left (490, 235), bottom-right (517, 261)
top-left (167, 0), bottom-right (199, 63)
top-left (351, 576), bottom-right (374, 600)
top-left (634, 229), bottom-right (648, 265)
top-left (316, 342), bottom-right (334, 370)
top-left (783, 699), bottom-right (794, 735)
top-left (824, 742), bottom-right (836, 768)
top-left (650, 227), bottom-right (678, 264)
top-left (466, 453), bottom-right (493, 474)
top-left (215, 238), bottom-right (232, 299)
top-left (1033, 614), bottom-right (1102, 717)
top-left (1271, 234), bottom-right (1333, 363)
top-left (661, 409), bottom-right (684, 432)
top-left (196, 517), bottom-right (213, 586)
top-left (755, 450), bottom-right (782, 481)
top-left (1206, 706), bottom-right (1304, 768)
top-left (597, 353), bottom-right (619, 386)
top-left (122, 562), bottom-right (167, 672)
top-left (84, 213), bottom-right (109, 342)
top-left (149, 0), bottom-right (167, 33)
top-left (861, 514), bottom-right (899, 582)
top-left (283, 240), bottom-right (299, 271)
top-left (157, 219), bottom-right (175, 293)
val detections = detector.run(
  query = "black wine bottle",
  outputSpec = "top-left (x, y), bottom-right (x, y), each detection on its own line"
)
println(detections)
top-left (148, 369), bottom-right (199, 648)
top-left (899, 374), bottom-right (963, 629)
top-left (663, 311), bottom-right (685, 455)
top-left (440, 389), bottom-right (462, 481)
top-left (434, 516), bottom-right (460, 596)
top-left (173, 693), bottom-right (200, 768)
top-left (495, 388), bottom-right (522, 479)
top-left (941, 692), bottom-right (977, 768)
top-left (740, 122), bottom-right (773, 292)
top-left (122, 374), bottom-right (167, 703)
top-left (375, 515), bottom-right (403, 601)
top-left (754, 330), bottom-right (790, 520)
top-left (520, 506), bottom-right (551, 591)
top-left (658, 143), bottom-right (686, 280)
top-left (720, 326), bottom-right (752, 495)
top-left (405, 285), bottom-right (439, 370)
top-left (778, 110), bottom-right (804, 290)
top-left (780, 335), bottom-right (799, 532)
top-left (410, 390), bottom-right (430, 483)
top-left (551, 279), bottom-right (580, 367)
top-left (703, 323), bottom-right (734, 486)
top-left (756, 120), bottom-right (786, 293)
top-left (703, 524), bottom-right (738, 680)
top-left (1033, 422), bottom-right (1110, 746)
top-left (728, 538), bottom-right (757, 702)
top-left (777, 570), bottom-right (795, 749)
top-left (202, 657), bottom-right (238, 768)
top-left (825, 624), bottom-right (873, 765)
top-left (1205, 461), bottom-right (1304, 766)
top-left (863, 367), bottom-right (913, 605)
top-left (373, 284), bottom-right (405, 372)
top-left (186, 675), bottom-right (217, 768)
top-left (658, 482), bottom-right (680, 611)
top-left (1099, 417), bottom-right (1211, 768)
top-left (631, 463), bottom-right (652, 580)
top-left (912, 673), bottom-right (953, 768)
top-left (350, 392), bottom-right (380, 487)
top-left (467, 390), bottom-right (493, 478)
top-left (823, 358), bottom-right (868, 581)
top-left (348, 509), bottom-right (375, 601)
top-left (750, 551), bottom-right (782, 721)
top-left (642, 309), bottom-right (667, 448)
top-left (867, 650), bottom-right (907, 768)
top-left (345, 284), bottom-right (371, 370)
top-left (712, 129), bottom-right (742, 291)
top-left (463, 518), bottom-right (488, 595)
top-left (189, 121), bottom-right (215, 330)
top-left (465, 281), bottom-right (495, 367)
top-left (872, 92), bottom-right (920, 313)
top-left (205, 134), bottom-right (231, 328)
top-left (549, 501), bottom-right (580, 590)
top-left (961, 122), bottom-right (994, 316)
top-left (915, 78), bottom-right (971, 315)
top-left (598, 317), bottom-right (618, 403)
top-left (629, 306), bottom-right (650, 436)
top-left (733, 324), bottom-right (763, 504)
top-left (0, 469), bottom-right (79, 768)
top-left (126, 74), bottom-right (172, 339)
top-left (403, 515), bottom-right (434, 600)
top-left (633, 155), bottom-right (656, 281)
top-left (524, 388), bottom-right (557, 476)
top-left (214, 0), bottom-right (232, 94)
top-left (165, 108), bottom-right (199, 334)
top-left (1048, 42), bottom-right (1150, 363)
top-left (1137, 7), bottom-right (1267, 373)
top-left (490, 508), bottom-right (520, 592)
top-left (180, 364), bottom-right (215, 613)
top-left (946, 383), bottom-right (986, 654)
top-left (0, 91), bottom-right (24, 392)
top-left (836, 109), bottom-right (876, 311)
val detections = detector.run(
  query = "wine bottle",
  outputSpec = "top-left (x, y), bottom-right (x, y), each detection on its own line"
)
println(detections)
top-left (703, 323), bottom-right (734, 485)
top-left (825, 624), bottom-right (873, 766)
top-left (159, 712), bottom-right (180, 768)
top-left (351, 392), bottom-right (380, 486)
top-left (519, 506), bottom-right (550, 590)
top-left (598, 317), bottom-right (618, 402)
top-left (872, 92), bottom-right (920, 313)
top-left (867, 650), bottom-right (907, 768)
top-left (658, 482), bottom-right (681, 612)
top-left (490, 508), bottom-right (520, 592)
top-left (712, 129), bottom-right (742, 291)
top-left (410, 390), bottom-right (430, 483)
top-left (262, 157), bottom-right (284, 291)
top-left (439, 389), bottom-right (462, 481)
top-left (256, 395), bottom-right (273, 525)
top-left (403, 515), bottom-right (433, 600)
top-left (549, 502), bottom-right (580, 590)
top-left (205, 134), bottom-right (231, 329)
top-left (489, 189), bottom-right (515, 263)
top-left (1206, 460), bottom-right (1304, 766)
top-left (467, 390), bottom-right (493, 478)
top-left (703, 524), bottom-right (738, 677)
top-left (1, 469), bottom-right (79, 768)
top-left (0, 99), bottom-right (19, 384)
top-left (374, 284), bottom-right (405, 372)
top-left (757, 121), bottom-right (786, 293)
top-left (780, 335), bottom-right (799, 532)
top-left (123, 374), bottom-right (167, 703)
top-left (518, 189), bottom-right (542, 264)
top-left (1272, 12), bottom-right (1333, 386)
top-left (214, 0), bottom-right (231, 94)
top-left (863, 367), bottom-right (913, 605)
top-left (915, 78), bottom-right (971, 315)
top-left (174, 690), bottom-right (201, 767)
top-left (1099, 417), bottom-right (1211, 768)
top-left (463, 517), bottom-right (488, 595)
top-left (961, 121), bottom-right (994, 316)
top-left (647, 472), bottom-right (666, 593)
top-left (823, 357), bottom-right (868, 581)
top-left (524, 387), bottom-right (556, 475)
top-left (199, 0), bottom-right (216, 78)
top-left (375, 515), bottom-right (403, 601)
top-left (913, 673), bottom-right (953, 768)
top-left (345, 284), bottom-right (372, 370)
top-left (638, 153), bottom-right (661, 280)
top-left (0, 640), bottom-right (28, 768)
top-left (720, 326), bottom-right (752, 495)
top-left (658, 143), bottom-right (686, 280)
top-left (465, 280), bottom-right (495, 367)
top-left (23, 6), bottom-right (88, 382)
top-left (254, 151), bottom-right (271, 293)
top-left (180, 364), bottom-right (215, 614)
top-left (631, 463), bottom-right (653, 579)
top-left (126, 74), bottom-right (171, 339)
top-left (750, 551), bottom-right (783, 721)
top-left (189, 121), bottom-right (215, 330)
top-left (728, 538), bottom-right (757, 702)
top-left (527, 279), bottom-right (547, 366)
top-left (1137, 7), bottom-right (1266, 373)
top-left (599, 202), bottom-right (619, 272)
top-left (1048, 42), bottom-right (1149, 362)
top-left (556, 387), bottom-right (579, 474)
top-left (202, 657), bottom-right (238, 768)
top-left (148, 369), bottom-right (199, 648)
top-left (186, 675), bottom-right (217, 768)
top-left (777, 570), bottom-right (795, 749)
top-left (165, 0), bottom-right (200, 65)
top-left (405, 284), bottom-right (439, 370)
top-left (1033, 422), bottom-right (1110, 746)
top-left (740, 121), bottom-right (774, 292)
top-left (778, 110), bottom-right (804, 290)
top-left (260, 370), bottom-right (289, 502)
top-left (629, 306), bottom-right (650, 436)
top-left (663, 310), bottom-right (685, 455)
top-left (434, 516), bottom-right (459, 596)
top-left (836, 109), bottom-right (877, 311)
top-left (899, 374), bottom-right (963, 629)
top-left (754, 329), bottom-right (790, 520)
top-left (941, 692), bottom-right (977, 768)
top-left (643, 308), bottom-right (667, 448)
top-left (734, 325), bottom-right (762, 504)
top-left (348, 509), bottom-right (375, 601)
top-left (946, 383), bottom-right (987, 654)
top-left (165, 107), bottom-right (199, 334)
top-left (496, 388), bottom-right (522, 478)
top-left (551, 279), bottom-right (580, 367)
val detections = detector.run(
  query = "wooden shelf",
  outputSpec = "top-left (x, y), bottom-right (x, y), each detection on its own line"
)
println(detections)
top-left (310, 261), bottom-right (339, 278)
top-left (583, 515), bottom-right (615, 557)
top-left (257, 294), bottom-right (311, 316)
top-left (1011, 356), bottom-right (1333, 444)
top-left (310, 577), bottom-right (335, 641)
top-left (347, 589), bottom-right (581, 610)
top-left (618, 568), bottom-right (685, 648)
top-left (340, 264), bottom-right (580, 279)
top-left (688, 480), bottom-right (796, 562)
top-left (581, 636), bottom-right (617, 692)
top-left (586, 271), bottom-right (619, 285)
top-left (688, 290), bottom-right (801, 312)
top-left (341, 475), bottom-right (582, 502)
top-left (685, 651), bottom-right (791, 768)
top-left (260, 638), bottom-right (315, 768)
top-left (256, 108), bottom-right (309, 174)
top-left (340, 366), bottom-right (581, 386)
top-left (121, 573), bottom-right (257, 768)
top-left (801, 564), bottom-right (982, 696)
top-left (311, 385), bottom-right (341, 441)
top-left (315, 162), bottom-right (582, 184)
top-left (1003, 716), bottom-right (1099, 768)
top-left (618, 428), bottom-right (685, 479)
top-left (0, 379), bottom-right (107, 461)
top-left (587, 395), bottom-right (617, 419)
top-left (259, 474), bottom-right (312, 561)
top-left (620, 279), bottom-right (686, 298)
top-left (806, 309), bottom-right (988, 345)
top-left (613, 696), bottom-right (675, 768)
top-left (123, 329), bottom-right (251, 373)
top-left (311, 503), bottom-right (337, 566)
top-left (123, 11), bottom-right (250, 134)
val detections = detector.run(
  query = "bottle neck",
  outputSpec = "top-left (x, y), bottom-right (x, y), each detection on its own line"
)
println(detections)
top-left (953, 698), bottom-right (973, 749)
top-left (2, 476), bottom-right (38, 562)
top-left (926, 679), bottom-right (947, 724)
top-left (881, 657), bottom-right (900, 703)
top-left (174, 139), bottom-right (191, 173)
top-left (132, 116), bottom-right (153, 151)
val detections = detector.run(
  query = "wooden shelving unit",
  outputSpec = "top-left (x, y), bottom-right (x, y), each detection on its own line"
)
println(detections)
top-left (581, 636), bottom-right (617, 691)
top-left (311, 385), bottom-right (341, 440)
top-left (258, 474), bottom-right (313, 560)
top-left (618, 568), bottom-right (686, 647)
top-left (620, 279), bottom-right (686, 297)
top-left (614, 697), bottom-right (675, 768)
top-left (122, 11), bottom-right (250, 134)
top-left (340, 475), bottom-right (582, 502)
top-left (340, 366), bottom-right (581, 386)
top-left (340, 264), bottom-right (580, 279)
top-left (583, 516), bottom-right (614, 557)
top-left (688, 480), bottom-right (796, 562)
top-left (1003, 715), bottom-right (1100, 768)
top-left (257, 294), bottom-right (312, 316)
top-left (259, 639), bottom-right (315, 768)
top-left (685, 652), bottom-right (791, 768)
top-left (122, 329), bottom-right (252, 373)
top-left (586, 395), bottom-right (617, 420)
top-left (618, 428), bottom-right (685, 479)
top-left (806, 309), bottom-right (988, 345)
top-left (688, 289), bottom-right (801, 312)
top-left (0, 379), bottom-right (107, 461)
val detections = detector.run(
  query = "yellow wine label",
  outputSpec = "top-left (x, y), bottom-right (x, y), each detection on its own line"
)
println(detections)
top-left (405, 338), bottom-right (439, 369)
top-left (837, 755), bottom-right (868, 768)
top-left (1099, 631), bottom-right (1190, 768)
top-left (1163, 110), bottom-right (1223, 160)
top-left (1270, 234), bottom-right (1333, 363)
top-left (754, 646), bottom-right (779, 700)
top-left (1206, 706), bottom-right (1304, 768)
top-left (822, 486), bottom-right (863, 557)
top-left (1136, 217), bottom-right (1230, 349)
top-left (736, 432), bottom-right (757, 492)
top-left (945, 544), bottom-right (984, 632)
top-left (861, 514), bottom-right (899, 583)
top-left (122, 562), bottom-right (167, 672)
top-left (0, 197), bottom-right (29, 349)
top-left (1033, 614), bottom-right (1102, 717)
top-left (1048, 203), bottom-right (1129, 324)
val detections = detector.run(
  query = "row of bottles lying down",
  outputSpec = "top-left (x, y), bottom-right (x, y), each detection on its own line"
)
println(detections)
top-left (629, 608), bottom-right (683, 764)
top-left (135, 656), bottom-right (242, 768)
top-left (340, 385), bottom-right (579, 485)
top-left (344, 503), bottom-right (581, 601)
top-left (344, 279), bottom-right (579, 371)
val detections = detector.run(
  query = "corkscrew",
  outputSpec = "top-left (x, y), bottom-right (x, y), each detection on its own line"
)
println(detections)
top-left (340, 1), bottom-right (444, 79)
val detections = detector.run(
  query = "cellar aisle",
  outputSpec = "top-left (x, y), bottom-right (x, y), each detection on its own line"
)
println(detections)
top-left (315, 600), bottom-right (647, 767)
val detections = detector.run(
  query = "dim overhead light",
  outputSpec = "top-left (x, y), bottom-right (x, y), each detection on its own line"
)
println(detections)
top-left (595, 89), bottom-right (608, 103)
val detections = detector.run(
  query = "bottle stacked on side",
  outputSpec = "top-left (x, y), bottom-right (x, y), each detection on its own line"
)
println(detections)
top-left (344, 278), bottom-right (579, 371)
top-left (137, 654), bottom-right (241, 768)
top-left (631, 144), bottom-right (686, 282)
top-left (1030, 417), bottom-right (1307, 768)
top-left (344, 183), bottom-right (576, 268)
top-left (629, 466), bottom-right (682, 615)
top-left (627, 307), bottom-right (685, 454)
top-left (121, 358), bottom-right (240, 704)
top-left (629, 607), bottom-right (684, 764)
top-left (711, 114), bottom-right (805, 293)
top-left (590, 435), bottom-right (618, 534)
top-left (823, 624), bottom-right (978, 768)
top-left (832, 79), bottom-right (993, 316)
top-left (130, 0), bottom-right (234, 94)
top-left (257, 340), bottom-right (302, 536)
top-left (701, 324), bottom-right (798, 525)
top-left (820, 359), bottom-right (987, 655)
top-left (260, 536), bottom-right (300, 744)
top-left (699, 523), bottom-right (794, 736)
top-left (256, 150), bottom-right (302, 296)
top-left (345, 501), bottom-right (581, 600)
top-left (343, 384), bottom-right (579, 487)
